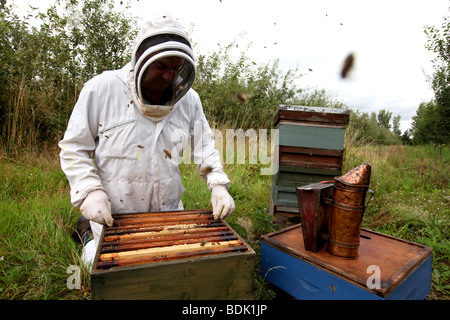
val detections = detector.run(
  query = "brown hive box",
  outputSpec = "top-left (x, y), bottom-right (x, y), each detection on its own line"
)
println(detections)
top-left (90, 209), bottom-right (255, 300)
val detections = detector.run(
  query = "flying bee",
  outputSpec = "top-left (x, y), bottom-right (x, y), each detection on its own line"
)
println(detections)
top-left (199, 166), bottom-right (213, 176)
top-left (236, 92), bottom-right (252, 105)
top-left (163, 149), bottom-right (172, 159)
top-left (341, 53), bottom-right (355, 79)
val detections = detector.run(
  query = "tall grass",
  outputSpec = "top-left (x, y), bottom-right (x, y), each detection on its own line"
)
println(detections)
top-left (181, 132), bottom-right (449, 300)
top-left (180, 125), bottom-right (277, 245)
top-left (1, 140), bottom-right (449, 300)
top-left (343, 136), bottom-right (449, 299)
top-left (0, 147), bottom-right (90, 299)
top-left (1, 136), bottom-right (448, 300)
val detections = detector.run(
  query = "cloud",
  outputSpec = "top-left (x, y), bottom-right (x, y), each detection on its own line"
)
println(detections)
top-left (25, 0), bottom-right (445, 133)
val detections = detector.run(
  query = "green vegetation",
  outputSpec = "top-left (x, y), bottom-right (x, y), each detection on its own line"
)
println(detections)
top-left (422, 16), bottom-right (450, 150)
top-left (1, 0), bottom-right (408, 155)
top-left (0, 0), bottom-right (137, 156)
top-left (1, 142), bottom-right (448, 299)
top-left (343, 143), bottom-right (449, 300)
top-left (0, 150), bottom-right (91, 299)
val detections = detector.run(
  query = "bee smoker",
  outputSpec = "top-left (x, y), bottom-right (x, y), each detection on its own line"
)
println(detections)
top-left (327, 163), bottom-right (372, 259)
top-left (296, 182), bottom-right (334, 252)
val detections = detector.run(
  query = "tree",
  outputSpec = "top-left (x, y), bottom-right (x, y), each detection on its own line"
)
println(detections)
top-left (401, 129), bottom-right (412, 145)
top-left (377, 109), bottom-right (392, 130)
top-left (0, 0), bottom-right (138, 155)
top-left (346, 110), bottom-right (401, 146)
top-left (423, 16), bottom-right (450, 149)
top-left (65, 0), bottom-right (138, 81)
top-left (411, 100), bottom-right (447, 158)
top-left (392, 115), bottom-right (401, 137)
top-left (193, 39), bottom-right (344, 130)
top-left (193, 41), bottom-right (302, 129)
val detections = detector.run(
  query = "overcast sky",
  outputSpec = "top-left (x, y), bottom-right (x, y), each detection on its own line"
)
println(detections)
top-left (18, 0), bottom-right (450, 132)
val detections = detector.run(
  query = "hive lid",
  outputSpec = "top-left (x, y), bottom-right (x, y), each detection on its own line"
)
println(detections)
top-left (261, 224), bottom-right (433, 298)
top-left (336, 163), bottom-right (371, 186)
top-left (273, 105), bottom-right (350, 127)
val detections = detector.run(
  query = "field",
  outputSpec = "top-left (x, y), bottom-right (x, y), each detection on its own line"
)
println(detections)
top-left (0, 142), bottom-right (448, 300)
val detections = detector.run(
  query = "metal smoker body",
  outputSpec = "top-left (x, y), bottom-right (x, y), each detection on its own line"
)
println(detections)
top-left (327, 163), bottom-right (371, 258)
top-left (296, 163), bottom-right (372, 258)
top-left (296, 182), bottom-right (334, 252)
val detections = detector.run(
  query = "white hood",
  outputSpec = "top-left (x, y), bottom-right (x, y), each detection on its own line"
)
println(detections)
top-left (130, 14), bottom-right (196, 122)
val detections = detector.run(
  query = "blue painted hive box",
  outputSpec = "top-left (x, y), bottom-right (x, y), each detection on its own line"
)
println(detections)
top-left (260, 224), bottom-right (433, 300)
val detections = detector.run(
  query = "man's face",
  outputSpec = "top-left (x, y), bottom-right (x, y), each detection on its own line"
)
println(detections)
top-left (141, 56), bottom-right (186, 94)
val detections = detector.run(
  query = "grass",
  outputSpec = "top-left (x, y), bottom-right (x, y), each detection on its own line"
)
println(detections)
top-left (0, 142), bottom-right (448, 300)
top-left (0, 149), bottom-right (90, 299)
top-left (343, 144), bottom-right (449, 300)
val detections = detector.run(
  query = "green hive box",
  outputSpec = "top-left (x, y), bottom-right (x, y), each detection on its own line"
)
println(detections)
top-left (270, 105), bottom-right (350, 226)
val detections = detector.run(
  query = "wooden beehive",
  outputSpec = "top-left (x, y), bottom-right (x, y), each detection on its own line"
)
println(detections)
top-left (270, 105), bottom-right (350, 226)
top-left (90, 209), bottom-right (255, 300)
top-left (260, 225), bottom-right (433, 300)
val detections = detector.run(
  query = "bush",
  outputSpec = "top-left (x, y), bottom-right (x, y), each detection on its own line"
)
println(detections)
top-left (0, 0), bottom-right (137, 156)
top-left (346, 110), bottom-right (402, 146)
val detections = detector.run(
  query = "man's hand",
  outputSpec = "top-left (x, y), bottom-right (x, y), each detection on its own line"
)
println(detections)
top-left (80, 190), bottom-right (114, 226)
top-left (211, 185), bottom-right (235, 220)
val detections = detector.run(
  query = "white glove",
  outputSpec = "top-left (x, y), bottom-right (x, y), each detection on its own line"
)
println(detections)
top-left (80, 190), bottom-right (114, 226)
top-left (211, 185), bottom-right (235, 220)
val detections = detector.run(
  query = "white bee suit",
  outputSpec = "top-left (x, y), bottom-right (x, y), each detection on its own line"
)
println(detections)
top-left (59, 14), bottom-right (233, 268)
top-left (60, 64), bottom-right (230, 267)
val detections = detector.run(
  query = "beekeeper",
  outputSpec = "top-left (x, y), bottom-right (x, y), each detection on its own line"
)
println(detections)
top-left (59, 14), bottom-right (235, 267)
